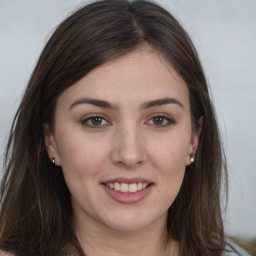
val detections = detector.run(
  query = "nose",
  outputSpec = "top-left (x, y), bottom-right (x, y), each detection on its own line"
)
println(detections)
top-left (110, 125), bottom-right (147, 169)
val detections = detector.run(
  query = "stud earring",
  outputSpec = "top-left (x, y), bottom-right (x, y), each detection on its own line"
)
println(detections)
top-left (189, 153), bottom-right (195, 163)
top-left (51, 157), bottom-right (55, 165)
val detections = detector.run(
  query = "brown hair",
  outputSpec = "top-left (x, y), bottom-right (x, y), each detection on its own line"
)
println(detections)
top-left (0, 0), bottom-right (229, 255)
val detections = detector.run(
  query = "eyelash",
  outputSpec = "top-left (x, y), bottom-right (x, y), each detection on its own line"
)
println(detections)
top-left (81, 114), bottom-right (175, 129)
top-left (81, 114), bottom-right (110, 129)
top-left (146, 114), bottom-right (175, 128)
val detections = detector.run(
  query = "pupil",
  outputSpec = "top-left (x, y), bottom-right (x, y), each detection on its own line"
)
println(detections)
top-left (92, 117), bottom-right (102, 125)
top-left (153, 117), bottom-right (164, 125)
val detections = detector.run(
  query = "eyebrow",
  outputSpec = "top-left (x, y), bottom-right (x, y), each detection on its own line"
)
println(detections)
top-left (69, 98), bottom-right (117, 110)
top-left (141, 97), bottom-right (184, 109)
top-left (69, 97), bottom-right (184, 111)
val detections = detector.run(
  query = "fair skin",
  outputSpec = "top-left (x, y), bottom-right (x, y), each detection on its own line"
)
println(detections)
top-left (45, 47), bottom-right (201, 256)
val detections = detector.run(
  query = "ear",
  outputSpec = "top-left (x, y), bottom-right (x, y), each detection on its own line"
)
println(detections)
top-left (186, 116), bottom-right (203, 166)
top-left (43, 124), bottom-right (61, 166)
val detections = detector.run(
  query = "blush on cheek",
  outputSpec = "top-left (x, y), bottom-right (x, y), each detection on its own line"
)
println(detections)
top-left (153, 146), bottom-right (187, 168)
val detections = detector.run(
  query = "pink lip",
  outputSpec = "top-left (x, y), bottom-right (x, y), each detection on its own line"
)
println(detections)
top-left (101, 177), bottom-right (154, 204)
top-left (102, 177), bottom-right (154, 185)
top-left (102, 184), bottom-right (154, 204)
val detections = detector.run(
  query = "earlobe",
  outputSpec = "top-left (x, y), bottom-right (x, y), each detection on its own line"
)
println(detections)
top-left (43, 124), bottom-right (61, 166)
top-left (186, 116), bottom-right (203, 166)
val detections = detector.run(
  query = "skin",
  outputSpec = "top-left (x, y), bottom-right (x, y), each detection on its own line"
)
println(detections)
top-left (45, 47), bottom-right (201, 256)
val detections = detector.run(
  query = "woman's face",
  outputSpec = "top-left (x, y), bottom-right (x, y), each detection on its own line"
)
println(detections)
top-left (45, 48), bottom-right (200, 232)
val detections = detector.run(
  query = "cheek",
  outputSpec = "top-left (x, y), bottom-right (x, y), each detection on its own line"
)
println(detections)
top-left (148, 132), bottom-right (189, 199)
top-left (153, 146), bottom-right (186, 210)
top-left (55, 131), bottom-right (109, 180)
top-left (149, 131), bottom-right (190, 171)
top-left (55, 133), bottom-right (110, 209)
top-left (154, 144), bottom-right (186, 189)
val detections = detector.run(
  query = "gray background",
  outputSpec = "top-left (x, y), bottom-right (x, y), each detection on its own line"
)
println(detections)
top-left (0, 0), bottom-right (255, 239)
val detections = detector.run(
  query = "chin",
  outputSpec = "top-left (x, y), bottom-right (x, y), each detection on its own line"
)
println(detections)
top-left (98, 210), bottom-right (165, 233)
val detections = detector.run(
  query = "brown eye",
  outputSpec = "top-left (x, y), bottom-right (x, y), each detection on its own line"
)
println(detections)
top-left (147, 115), bottom-right (175, 128)
top-left (91, 116), bottom-right (103, 125)
top-left (81, 115), bottom-right (110, 128)
top-left (152, 116), bottom-right (165, 125)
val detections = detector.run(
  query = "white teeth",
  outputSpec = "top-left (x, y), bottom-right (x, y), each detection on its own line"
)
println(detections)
top-left (105, 182), bottom-right (150, 193)
top-left (128, 183), bottom-right (137, 193)
top-left (142, 183), bottom-right (147, 189)
top-left (120, 183), bottom-right (129, 193)
top-left (114, 182), bottom-right (120, 191)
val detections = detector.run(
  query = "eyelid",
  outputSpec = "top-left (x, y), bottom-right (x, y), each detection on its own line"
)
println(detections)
top-left (146, 113), bottom-right (176, 127)
top-left (81, 114), bottom-right (111, 128)
top-left (80, 113), bottom-right (175, 129)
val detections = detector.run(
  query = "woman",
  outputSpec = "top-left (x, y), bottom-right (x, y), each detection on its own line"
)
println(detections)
top-left (0, 0), bottom-right (250, 255)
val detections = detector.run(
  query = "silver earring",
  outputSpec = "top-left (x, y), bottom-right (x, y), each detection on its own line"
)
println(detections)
top-left (189, 153), bottom-right (195, 163)
top-left (51, 157), bottom-right (55, 165)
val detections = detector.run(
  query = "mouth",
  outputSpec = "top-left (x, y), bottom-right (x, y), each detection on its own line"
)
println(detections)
top-left (101, 178), bottom-right (154, 203)
top-left (103, 182), bottom-right (152, 193)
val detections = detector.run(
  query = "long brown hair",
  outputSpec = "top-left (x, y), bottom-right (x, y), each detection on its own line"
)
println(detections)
top-left (0, 0), bottom-right (229, 255)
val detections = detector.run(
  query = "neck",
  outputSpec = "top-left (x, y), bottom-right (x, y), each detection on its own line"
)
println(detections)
top-left (74, 213), bottom-right (179, 256)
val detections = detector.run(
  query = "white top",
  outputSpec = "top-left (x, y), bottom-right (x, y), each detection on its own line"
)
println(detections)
top-left (224, 242), bottom-right (251, 256)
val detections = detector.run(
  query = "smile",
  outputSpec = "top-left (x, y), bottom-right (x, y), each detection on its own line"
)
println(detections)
top-left (105, 182), bottom-right (149, 193)
top-left (101, 178), bottom-right (154, 203)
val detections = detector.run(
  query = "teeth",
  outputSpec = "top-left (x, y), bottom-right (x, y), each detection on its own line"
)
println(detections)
top-left (114, 182), bottom-right (120, 191)
top-left (128, 183), bottom-right (137, 193)
top-left (142, 183), bottom-right (147, 189)
top-left (120, 183), bottom-right (128, 192)
top-left (105, 182), bottom-right (150, 193)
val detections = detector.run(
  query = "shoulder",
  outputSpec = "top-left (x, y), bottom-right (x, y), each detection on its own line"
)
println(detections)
top-left (224, 242), bottom-right (251, 256)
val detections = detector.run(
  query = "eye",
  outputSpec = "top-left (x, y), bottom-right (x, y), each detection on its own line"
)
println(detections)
top-left (81, 115), bottom-right (110, 128)
top-left (147, 115), bottom-right (175, 128)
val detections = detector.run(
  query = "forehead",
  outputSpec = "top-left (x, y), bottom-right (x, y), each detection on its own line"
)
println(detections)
top-left (57, 47), bottom-right (189, 110)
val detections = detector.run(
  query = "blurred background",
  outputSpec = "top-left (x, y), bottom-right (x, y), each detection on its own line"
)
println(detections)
top-left (0, 0), bottom-right (255, 254)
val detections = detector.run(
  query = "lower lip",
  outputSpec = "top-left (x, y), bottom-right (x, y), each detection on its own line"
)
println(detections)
top-left (102, 184), bottom-right (154, 204)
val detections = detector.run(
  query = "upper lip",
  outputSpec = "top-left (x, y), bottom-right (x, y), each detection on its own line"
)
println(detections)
top-left (102, 177), bottom-right (154, 184)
